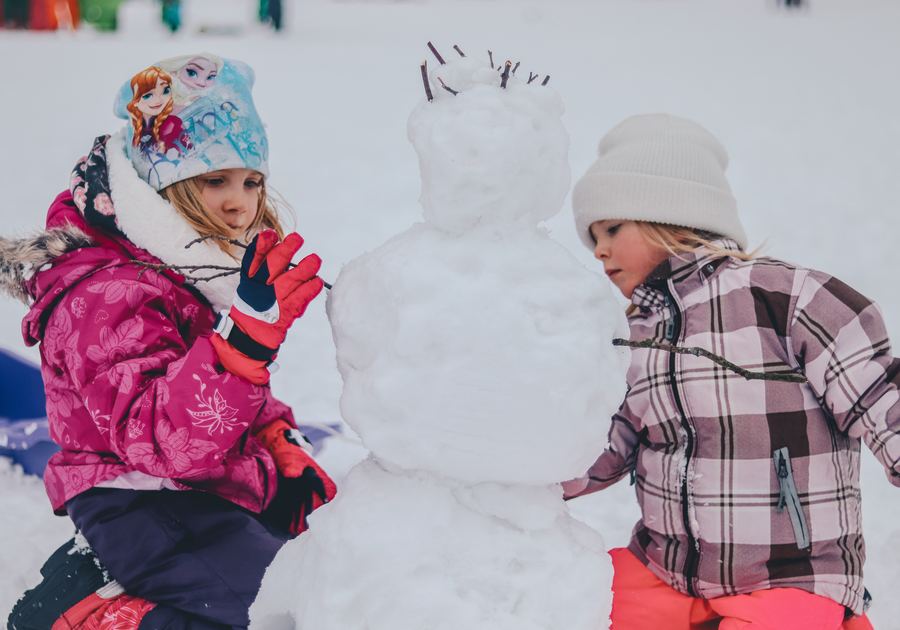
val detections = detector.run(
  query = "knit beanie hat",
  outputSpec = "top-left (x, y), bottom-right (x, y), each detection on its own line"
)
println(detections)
top-left (112, 53), bottom-right (269, 191)
top-left (572, 114), bottom-right (747, 250)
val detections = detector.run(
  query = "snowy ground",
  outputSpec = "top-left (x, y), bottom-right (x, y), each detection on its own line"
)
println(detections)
top-left (1, 0), bottom-right (898, 626)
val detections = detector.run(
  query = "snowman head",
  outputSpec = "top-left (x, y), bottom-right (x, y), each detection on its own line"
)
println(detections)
top-left (408, 47), bottom-right (570, 235)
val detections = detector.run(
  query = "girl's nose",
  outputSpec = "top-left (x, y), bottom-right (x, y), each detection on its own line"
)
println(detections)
top-left (594, 243), bottom-right (609, 260)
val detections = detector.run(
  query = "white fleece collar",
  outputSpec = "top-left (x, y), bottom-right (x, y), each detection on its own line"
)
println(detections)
top-left (106, 130), bottom-right (239, 312)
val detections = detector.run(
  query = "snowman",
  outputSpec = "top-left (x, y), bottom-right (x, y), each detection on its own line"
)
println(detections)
top-left (252, 45), bottom-right (629, 630)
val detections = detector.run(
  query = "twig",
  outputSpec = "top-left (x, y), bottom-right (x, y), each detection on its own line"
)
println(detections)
top-left (177, 234), bottom-right (334, 290)
top-left (500, 60), bottom-right (512, 89)
top-left (420, 62), bottom-right (434, 102)
top-left (527, 72), bottom-right (538, 84)
top-left (541, 75), bottom-right (551, 86)
top-left (612, 338), bottom-right (808, 383)
top-left (488, 50), bottom-right (494, 69)
top-left (427, 41), bottom-right (446, 65)
top-left (512, 61), bottom-right (520, 75)
top-left (453, 44), bottom-right (465, 57)
top-left (437, 77), bottom-right (458, 95)
top-left (185, 234), bottom-right (248, 250)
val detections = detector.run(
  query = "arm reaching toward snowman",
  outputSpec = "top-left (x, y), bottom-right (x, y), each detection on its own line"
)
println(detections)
top-left (563, 404), bottom-right (640, 500)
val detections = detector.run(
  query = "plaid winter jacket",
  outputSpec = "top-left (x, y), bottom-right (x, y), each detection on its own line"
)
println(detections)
top-left (571, 239), bottom-right (899, 614)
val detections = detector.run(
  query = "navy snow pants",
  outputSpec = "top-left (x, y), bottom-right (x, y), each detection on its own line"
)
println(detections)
top-left (67, 488), bottom-right (291, 629)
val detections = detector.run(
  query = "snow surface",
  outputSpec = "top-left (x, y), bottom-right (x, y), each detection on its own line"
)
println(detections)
top-left (1, 0), bottom-right (898, 626)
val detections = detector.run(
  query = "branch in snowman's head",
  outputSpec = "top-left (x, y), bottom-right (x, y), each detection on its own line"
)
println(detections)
top-left (420, 44), bottom-right (553, 101)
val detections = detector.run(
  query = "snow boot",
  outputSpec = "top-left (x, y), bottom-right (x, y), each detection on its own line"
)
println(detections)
top-left (53, 589), bottom-right (155, 630)
top-left (6, 536), bottom-right (117, 630)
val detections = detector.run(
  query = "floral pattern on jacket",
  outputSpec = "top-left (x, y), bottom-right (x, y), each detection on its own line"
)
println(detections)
top-left (23, 191), bottom-right (296, 515)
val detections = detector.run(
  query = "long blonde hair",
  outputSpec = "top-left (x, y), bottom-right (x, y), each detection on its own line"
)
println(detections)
top-left (626, 222), bottom-right (760, 316)
top-left (635, 222), bottom-right (758, 262)
top-left (160, 176), bottom-right (287, 258)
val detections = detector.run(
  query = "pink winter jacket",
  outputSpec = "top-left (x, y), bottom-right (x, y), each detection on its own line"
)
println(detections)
top-left (569, 240), bottom-right (898, 614)
top-left (22, 191), bottom-right (294, 515)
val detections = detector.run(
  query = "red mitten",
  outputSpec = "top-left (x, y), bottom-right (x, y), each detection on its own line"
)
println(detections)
top-left (211, 230), bottom-right (324, 385)
top-left (256, 419), bottom-right (337, 536)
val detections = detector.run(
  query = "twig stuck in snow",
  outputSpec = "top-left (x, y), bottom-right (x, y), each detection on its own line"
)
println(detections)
top-left (453, 44), bottom-right (465, 57)
top-left (500, 61), bottom-right (512, 88)
top-left (488, 50), bottom-right (494, 69)
top-left (612, 338), bottom-right (808, 383)
top-left (527, 72), bottom-right (538, 84)
top-left (420, 62), bottom-right (434, 102)
top-left (541, 75), bottom-right (551, 86)
top-left (427, 41), bottom-right (446, 65)
top-left (437, 77), bottom-right (458, 95)
top-left (512, 61), bottom-right (520, 75)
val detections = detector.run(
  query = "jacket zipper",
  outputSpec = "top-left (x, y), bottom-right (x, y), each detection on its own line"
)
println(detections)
top-left (663, 287), bottom-right (700, 597)
top-left (773, 447), bottom-right (811, 550)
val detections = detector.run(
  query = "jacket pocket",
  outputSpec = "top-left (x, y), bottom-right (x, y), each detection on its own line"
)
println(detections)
top-left (773, 447), bottom-right (811, 550)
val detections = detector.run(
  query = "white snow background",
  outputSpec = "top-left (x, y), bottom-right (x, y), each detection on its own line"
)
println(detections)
top-left (1, 0), bottom-right (898, 626)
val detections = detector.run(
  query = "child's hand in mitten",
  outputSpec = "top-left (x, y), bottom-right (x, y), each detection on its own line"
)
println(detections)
top-left (211, 230), bottom-right (324, 385)
top-left (256, 419), bottom-right (337, 536)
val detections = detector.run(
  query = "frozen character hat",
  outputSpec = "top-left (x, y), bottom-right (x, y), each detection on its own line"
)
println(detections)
top-left (113, 53), bottom-right (269, 191)
top-left (572, 113), bottom-right (747, 250)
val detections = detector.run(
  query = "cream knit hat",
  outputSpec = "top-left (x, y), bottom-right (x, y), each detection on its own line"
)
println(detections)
top-left (572, 114), bottom-right (747, 250)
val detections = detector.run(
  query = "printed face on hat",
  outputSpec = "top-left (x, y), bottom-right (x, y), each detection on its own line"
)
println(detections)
top-left (178, 57), bottom-right (219, 90)
top-left (197, 168), bottom-right (263, 237)
top-left (136, 78), bottom-right (172, 118)
top-left (590, 220), bottom-right (670, 298)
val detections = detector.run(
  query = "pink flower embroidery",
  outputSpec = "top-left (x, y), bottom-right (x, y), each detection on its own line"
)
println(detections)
top-left (86, 399), bottom-right (111, 436)
top-left (93, 192), bottom-right (115, 217)
top-left (70, 297), bottom-right (87, 319)
top-left (86, 316), bottom-right (146, 373)
top-left (188, 375), bottom-right (245, 435)
top-left (94, 310), bottom-right (109, 324)
top-left (88, 280), bottom-right (163, 309)
top-left (127, 418), bottom-right (145, 440)
top-left (125, 417), bottom-right (219, 476)
top-left (72, 186), bottom-right (87, 211)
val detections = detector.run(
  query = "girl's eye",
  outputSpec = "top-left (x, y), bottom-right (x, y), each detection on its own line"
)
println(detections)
top-left (204, 178), bottom-right (225, 186)
top-left (245, 180), bottom-right (262, 189)
top-left (141, 93), bottom-right (152, 101)
top-left (186, 69), bottom-right (197, 78)
top-left (163, 86), bottom-right (171, 95)
top-left (607, 224), bottom-right (621, 236)
top-left (207, 73), bottom-right (217, 81)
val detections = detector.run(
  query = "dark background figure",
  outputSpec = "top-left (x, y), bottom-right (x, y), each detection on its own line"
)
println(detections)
top-left (780, 0), bottom-right (804, 7)
top-left (259, 0), bottom-right (283, 31)
top-left (2, 0), bottom-right (29, 28)
top-left (161, 0), bottom-right (180, 32)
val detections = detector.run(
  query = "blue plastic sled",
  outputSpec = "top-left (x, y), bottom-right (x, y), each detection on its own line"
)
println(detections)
top-left (0, 348), bottom-right (58, 477)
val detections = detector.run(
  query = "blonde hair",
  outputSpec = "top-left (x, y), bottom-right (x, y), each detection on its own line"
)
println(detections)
top-left (160, 176), bottom-right (287, 258)
top-left (634, 222), bottom-right (759, 262)
top-left (127, 67), bottom-right (175, 149)
top-left (626, 222), bottom-right (760, 316)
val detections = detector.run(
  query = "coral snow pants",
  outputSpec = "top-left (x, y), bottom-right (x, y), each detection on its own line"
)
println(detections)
top-left (67, 488), bottom-right (291, 629)
top-left (609, 548), bottom-right (874, 630)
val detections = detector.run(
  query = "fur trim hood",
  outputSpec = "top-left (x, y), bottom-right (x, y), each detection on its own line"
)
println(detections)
top-left (0, 224), bottom-right (92, 304)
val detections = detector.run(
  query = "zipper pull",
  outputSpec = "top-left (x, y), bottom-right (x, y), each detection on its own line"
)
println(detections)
top-left (629, 468), bottom-right (637, 486)
top-left (776, 453), bottom-right (788, 511)
top-left (665, 318), bottom-right (675, 341)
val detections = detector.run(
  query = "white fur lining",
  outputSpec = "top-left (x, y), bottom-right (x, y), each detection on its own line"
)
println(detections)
top-left (106, 130), bottom-right (239, 312)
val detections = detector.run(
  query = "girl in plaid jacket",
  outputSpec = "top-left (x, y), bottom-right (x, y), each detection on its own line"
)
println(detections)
top-left (566, 114), bottom-right (897, 630)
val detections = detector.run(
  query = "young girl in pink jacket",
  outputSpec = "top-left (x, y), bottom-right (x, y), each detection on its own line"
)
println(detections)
top-left (565, 114), bottom-right (896, 630)
top-left (5, 53), bottom-right (335, 629)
